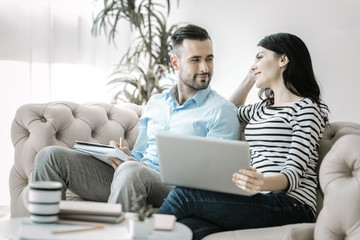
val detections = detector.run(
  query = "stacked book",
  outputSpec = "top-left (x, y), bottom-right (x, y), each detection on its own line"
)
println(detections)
top-left (59, 201), bottom-right (124, 223)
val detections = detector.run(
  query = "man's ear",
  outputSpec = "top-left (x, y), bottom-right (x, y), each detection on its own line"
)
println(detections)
top-left (171, 56), bottom-right (180, 70)
top-left (279, 54), bottom-right (289, 68)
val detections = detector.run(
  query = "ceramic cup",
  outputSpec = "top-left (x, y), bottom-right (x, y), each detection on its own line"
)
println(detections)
top-left (22, 181), bottom-right (62, 223)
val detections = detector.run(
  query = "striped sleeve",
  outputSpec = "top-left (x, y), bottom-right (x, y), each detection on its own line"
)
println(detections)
top-left (237, 101), bottom-right (265, 123)
top-left (281, 100), bottom-right (325, 192)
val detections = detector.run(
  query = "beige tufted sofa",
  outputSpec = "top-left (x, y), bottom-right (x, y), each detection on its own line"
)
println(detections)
top-left (10, 101), bottom-right (360, 240)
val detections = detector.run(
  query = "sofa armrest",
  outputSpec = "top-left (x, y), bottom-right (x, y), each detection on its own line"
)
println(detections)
top-left (10, 101), bottom-right (142, 217)
top-left (314, 134), bottom-right (360, 240)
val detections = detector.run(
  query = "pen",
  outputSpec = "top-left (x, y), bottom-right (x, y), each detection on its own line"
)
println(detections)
top-left (53, 225), bottom-right (104, 234)
top-left (119, 137), bottom-right (123, 148)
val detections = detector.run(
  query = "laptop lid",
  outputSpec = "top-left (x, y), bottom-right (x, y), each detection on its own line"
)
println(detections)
top-left (156, 133), bottom-right (251, 196)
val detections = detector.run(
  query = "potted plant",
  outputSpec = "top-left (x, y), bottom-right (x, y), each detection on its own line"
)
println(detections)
top-left (128, 195), bottom-right (157, 238)
top-left (92, 0), bottom-right (180, 105)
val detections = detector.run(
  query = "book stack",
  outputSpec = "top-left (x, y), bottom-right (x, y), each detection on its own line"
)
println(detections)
top-left (59, 201), bottom-right (124, 224)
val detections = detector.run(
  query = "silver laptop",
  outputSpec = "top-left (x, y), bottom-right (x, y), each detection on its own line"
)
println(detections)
top-left (156, 133), bottom-right (252, 196)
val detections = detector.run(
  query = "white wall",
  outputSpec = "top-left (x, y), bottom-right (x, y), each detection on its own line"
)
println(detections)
top-left (168, 0), bottom-right (360, 123)
top-left (0, 0), bottom-right (127, 207)
top-left (1, 0), bottom-right (359, 208)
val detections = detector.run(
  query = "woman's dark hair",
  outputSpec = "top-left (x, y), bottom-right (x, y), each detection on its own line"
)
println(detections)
top-left (171, 24), bottom-right (211, 57)
top-left (257, 33), bottom-right (329, 121)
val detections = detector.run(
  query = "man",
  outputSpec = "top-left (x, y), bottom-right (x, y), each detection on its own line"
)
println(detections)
top-left (33, 24), bottom-right (240, 211)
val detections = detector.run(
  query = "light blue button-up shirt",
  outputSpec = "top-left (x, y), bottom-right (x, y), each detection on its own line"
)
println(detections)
top-left (130, 85), bottom-right (240, 171)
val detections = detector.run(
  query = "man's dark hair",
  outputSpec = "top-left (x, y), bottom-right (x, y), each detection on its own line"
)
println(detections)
top-left (171, 24), bottom-right (211, 56)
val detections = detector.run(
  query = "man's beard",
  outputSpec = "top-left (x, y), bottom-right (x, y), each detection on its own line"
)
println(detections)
top-left (180, 72), bottom-right (212, 91)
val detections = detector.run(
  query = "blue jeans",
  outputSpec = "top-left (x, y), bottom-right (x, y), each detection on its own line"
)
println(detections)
top-left (157, 187), bottom-right (315, 240)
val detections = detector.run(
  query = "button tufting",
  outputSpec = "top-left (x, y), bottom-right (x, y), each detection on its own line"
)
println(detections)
top-left (55, 132), bottom-right (61, 139)
top-left (41, 117), bottom-right (46, 122)
top-left (72, 110), bottom-right (77, 118)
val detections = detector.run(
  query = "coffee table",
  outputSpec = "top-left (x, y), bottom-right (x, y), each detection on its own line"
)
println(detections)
top-left (0, 214), bottom-right (192, 240)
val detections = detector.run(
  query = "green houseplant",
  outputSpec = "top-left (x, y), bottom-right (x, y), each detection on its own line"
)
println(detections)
top-left (130, 194), bottom-right (156, 222)
top-left (92, 0), bottom-right (179, 104)
top-left (128, 194), bottom-right (157, 238)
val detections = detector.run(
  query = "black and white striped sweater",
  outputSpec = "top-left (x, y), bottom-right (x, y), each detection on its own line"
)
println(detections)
top-left (237, 98), bottom-right (326, 216)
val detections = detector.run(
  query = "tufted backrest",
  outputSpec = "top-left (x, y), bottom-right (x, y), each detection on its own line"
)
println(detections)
top-left (314, 134), bottom-right (360, 240)
top-left (10, 101), bottom-right (142, 217)
top-left (314, 122), bottom-right (360, 216)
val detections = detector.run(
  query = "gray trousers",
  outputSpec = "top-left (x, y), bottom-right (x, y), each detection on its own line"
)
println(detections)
top-left (33, 146), bottom-right (173, 211)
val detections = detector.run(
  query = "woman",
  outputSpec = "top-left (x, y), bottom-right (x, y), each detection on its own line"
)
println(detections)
top-left (157, 33), bottom-right (329, 240)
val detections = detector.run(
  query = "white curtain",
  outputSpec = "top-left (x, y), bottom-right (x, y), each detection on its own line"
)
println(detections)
top-left (0, 0), bottom-right (128, 207)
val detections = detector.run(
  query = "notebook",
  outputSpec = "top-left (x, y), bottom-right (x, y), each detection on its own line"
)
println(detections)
top-left (156, 133), bottom-right (252, 196)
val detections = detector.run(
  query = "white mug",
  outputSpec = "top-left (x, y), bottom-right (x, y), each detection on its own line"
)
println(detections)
top-left (22, 181), bottom-right (62, 223)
